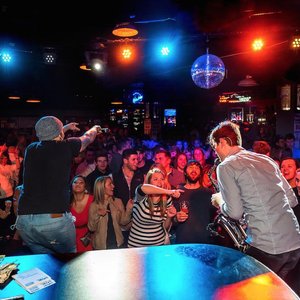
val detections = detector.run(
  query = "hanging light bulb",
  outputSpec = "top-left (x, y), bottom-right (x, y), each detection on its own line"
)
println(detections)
top-left (112, 22), bottom-right (138, 37)
top-left (238, 75), bottom-right (258, 87)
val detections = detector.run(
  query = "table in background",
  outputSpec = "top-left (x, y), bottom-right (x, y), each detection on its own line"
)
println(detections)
top-left (1, 244), bottom-right (299, 300)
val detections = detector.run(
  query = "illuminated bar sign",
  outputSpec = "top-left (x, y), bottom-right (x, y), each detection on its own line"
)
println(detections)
top-left (219, 92), bottom-right (252, 103)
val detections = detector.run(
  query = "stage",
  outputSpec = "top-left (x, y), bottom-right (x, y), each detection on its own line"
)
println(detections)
top-left (1, 244), bottom-right (298, 300)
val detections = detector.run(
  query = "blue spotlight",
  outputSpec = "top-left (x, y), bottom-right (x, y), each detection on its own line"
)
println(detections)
top-left (1, 51), bottom-right (12, 63)
top-left (161, 46), bottom-right (171, 56)
top-left (153, 41), bottom-right (175, 61)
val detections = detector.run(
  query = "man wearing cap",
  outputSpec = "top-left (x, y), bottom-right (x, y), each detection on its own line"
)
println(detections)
top-left (16, 116), bottom-right (102, 254)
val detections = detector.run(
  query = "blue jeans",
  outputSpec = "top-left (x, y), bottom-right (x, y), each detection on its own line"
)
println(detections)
top-left (16, 213), bottom-right (76, 254)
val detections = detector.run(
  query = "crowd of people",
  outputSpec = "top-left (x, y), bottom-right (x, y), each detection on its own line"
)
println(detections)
top-left (0, 116), bottom-right (300, 295)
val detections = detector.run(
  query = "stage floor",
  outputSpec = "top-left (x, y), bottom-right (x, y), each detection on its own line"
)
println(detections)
top-left (1, 244), bottom-right (299, 300)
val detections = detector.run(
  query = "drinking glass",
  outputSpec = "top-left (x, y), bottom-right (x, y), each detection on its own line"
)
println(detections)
top-left (180, 200), bottom-right (189, 214)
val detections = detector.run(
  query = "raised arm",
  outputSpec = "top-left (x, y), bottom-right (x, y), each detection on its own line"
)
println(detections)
top-left (140, 184), bottom-right (183, 198)
top-left (79, 125), bottom-right (102, 152)
top-left (63, 122), bottom-right (81, 133)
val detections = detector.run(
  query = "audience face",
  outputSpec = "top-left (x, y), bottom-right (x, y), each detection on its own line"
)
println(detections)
top-left (193, 148), bottom-right (206, 166)
top-left (154, 152), bottom-right (171, 170)
top-left (295, 170), bottom-right (300, 193)
top-left (145, 150), bottom-right (154, 161)
top-left (85, 150), bottom-right (95, 164)
top-left (149, 171), bottom-right (165, 188)
top-left (0, 154), bottom-right (8, 166)
top-left (285, 138), bottom-right (294, 150)
top-left (96, 156), bottom-right (108, 172)
top-left (176, 140), bottom-right (183, 151)
top-left (193, 139), bottom-right (202, 148)
top-left (176, 154), bottom-right (187, 171)
top-left (74, 153), bottom-right (85, 164)
top-left (8, 146), bottom-right (17, 154)
top-left (185, 164), bottom-right (201, 184)
top-left (276, 138), bottom-right (285, 149)
top-left (252, 141), bottom-right (271, 156)
top-left (124, 154), bottom-right (138, 171)
top-left (185, 151), bottom-right (193, 160)
top-left (183, 141), bottom-right (189, 150)
top-left (280, 159), bottom-right (297, 182)
top-left (107, 150), bottom-right (113, 165)
top-left (104, 177), bottom-right (114, 197)
top-left (72, 176), bottom-right (86, 194)
top-left (136, 150), bottom-right (145, 164)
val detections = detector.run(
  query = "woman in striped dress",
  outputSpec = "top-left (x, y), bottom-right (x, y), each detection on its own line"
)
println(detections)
top-left (128, 167), bottom-right (183, 248)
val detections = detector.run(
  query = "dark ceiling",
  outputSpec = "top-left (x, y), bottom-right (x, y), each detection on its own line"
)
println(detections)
top-left (1, 0), bottom-right (300, 113)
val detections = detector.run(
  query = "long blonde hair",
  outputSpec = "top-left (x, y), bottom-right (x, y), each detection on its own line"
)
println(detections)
top-left (93, 176), bottom-right (113, 205)
top-left (144, 168), bottom-right (169, 217)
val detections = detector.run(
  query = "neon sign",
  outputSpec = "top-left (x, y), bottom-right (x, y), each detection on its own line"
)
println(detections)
top-left (219, 92), bottom-right (252, 103)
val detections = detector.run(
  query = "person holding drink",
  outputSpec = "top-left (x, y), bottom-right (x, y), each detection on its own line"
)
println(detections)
top-left (172, 160), bottom-right (217, 244)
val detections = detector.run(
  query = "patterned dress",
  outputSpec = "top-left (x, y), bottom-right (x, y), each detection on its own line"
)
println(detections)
top-left (128, 186), bottom-right (172, 247)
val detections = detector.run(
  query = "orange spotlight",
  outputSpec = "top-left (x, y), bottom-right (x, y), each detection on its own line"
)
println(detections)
top-left (122, 47), bottom-right (132, 59)
top-left (115, 44), bottom-right (137, 63)
top-left (252, 38), bottom-right (264, 51)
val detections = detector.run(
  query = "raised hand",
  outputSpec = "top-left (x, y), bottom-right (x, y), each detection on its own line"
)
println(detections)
top-left (166, 205), bottom-right (177, 218)
top-left (170, 189), bottom-right (184, 198)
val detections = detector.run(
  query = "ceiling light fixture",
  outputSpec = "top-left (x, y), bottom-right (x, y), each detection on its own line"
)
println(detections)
top-left (8, 96), bottom-right (21, 100)
top-left (79, 64), bottom-right (91, 71)
top-left (111, 17), bottom-right (176, 38)
top-left (43, 47), bottom-right (56, 64)
top-left (238, 75), bottom-right (258, 87)
top-left (291, 35), bottom-right (300, 49)
top-left (26, 98), bottom-right (41, 103)
top-left (112, 22), bottom-right (138, 37)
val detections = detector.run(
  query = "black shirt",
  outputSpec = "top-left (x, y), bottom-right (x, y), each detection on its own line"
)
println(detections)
top-left (173, 187), bottom-right (217, 244)
top-left (18, 138), bottom-right (81, 214)
top-left (86, 168), bottom-right (111, 193)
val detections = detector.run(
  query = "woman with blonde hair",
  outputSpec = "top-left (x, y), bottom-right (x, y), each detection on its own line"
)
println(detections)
top-left (128, 167), bottom-right (183, 248)
top-left (88, 176), bottom-right (132, 249)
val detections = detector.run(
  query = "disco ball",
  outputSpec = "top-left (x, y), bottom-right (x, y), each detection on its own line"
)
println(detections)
top-left (191, 54), bottom-right (225, 89)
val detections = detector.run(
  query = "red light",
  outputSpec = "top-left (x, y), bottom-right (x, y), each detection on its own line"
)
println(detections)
top-left (252, 38), bottom-right (264, 51)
